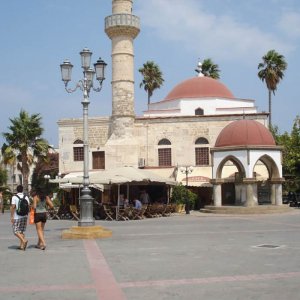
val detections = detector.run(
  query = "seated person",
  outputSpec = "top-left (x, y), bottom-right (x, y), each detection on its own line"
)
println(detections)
top-left (133, 198), bottom-right (142, 210)
top-left (140, 190), bottom-right (150, 205)
top-left (124, 197), bottom-right (129, 208)
top-left (118, 194), bottom-right (125, 206)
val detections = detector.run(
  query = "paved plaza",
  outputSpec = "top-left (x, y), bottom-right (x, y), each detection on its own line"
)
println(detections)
top-left (1, 209), bottom-right (300, 300)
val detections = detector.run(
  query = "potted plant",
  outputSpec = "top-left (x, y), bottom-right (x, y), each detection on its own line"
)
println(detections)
top-left (171, 185), bottom-right (197, 213)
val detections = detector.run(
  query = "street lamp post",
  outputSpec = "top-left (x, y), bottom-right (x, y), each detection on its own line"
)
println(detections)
top-left (60, 48), bottom-right (106, 227)
top-left (44, 174), bottom-right (50, 195)
top-left (180, 166), bottom-right (193, 214)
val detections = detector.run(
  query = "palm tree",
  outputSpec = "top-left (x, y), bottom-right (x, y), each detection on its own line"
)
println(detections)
top-left (258, 49), bottom-right (287, 127)
top-left (139, 61), bottom-right (164, 106)
top-left (196, 58), bottom-right (220, 79)
top-left (1, 143), bottom-right (17, 193)
top-left (2, 110), bottom-right (50, 194)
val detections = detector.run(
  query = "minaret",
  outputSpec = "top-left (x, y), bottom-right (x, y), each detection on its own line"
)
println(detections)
top-left (104, 0), bottom-right (140, 168)
top-left (105, 0), bottom-right (140, 139)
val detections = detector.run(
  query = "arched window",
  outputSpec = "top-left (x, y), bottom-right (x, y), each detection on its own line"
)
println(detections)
top-left (195, 108), bottom-right (204, 115)
top-left (158, 139), bottom-right (172, 166)
top-left (74, 139), bottom-right (83, 144)
top-left (195, 137), bottom-right (209, 165)
top-left (195, 137), bottom-right (209, 145)
top-left (73, 140), bottom-right (84, 161)
top-left (158, 138), bottom-right (171, 146)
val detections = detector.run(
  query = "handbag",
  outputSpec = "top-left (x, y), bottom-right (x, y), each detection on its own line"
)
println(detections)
top-left (29, 208), bottom-right (35, 225)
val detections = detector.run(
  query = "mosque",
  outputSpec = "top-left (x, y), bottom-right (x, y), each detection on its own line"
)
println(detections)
top-left (57, 0), bottom-right (284, 209)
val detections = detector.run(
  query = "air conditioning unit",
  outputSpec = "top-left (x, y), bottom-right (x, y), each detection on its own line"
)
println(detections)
top-left (138, 158), bottom-right (145, 168)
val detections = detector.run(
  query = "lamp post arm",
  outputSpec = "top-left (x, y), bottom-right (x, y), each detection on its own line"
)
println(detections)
top-left (64, 80), bottom-right (84, 94)
top-left (92, 79), bottom-right (105, 92)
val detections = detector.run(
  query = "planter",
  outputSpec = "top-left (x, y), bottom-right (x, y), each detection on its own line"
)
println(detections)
top-left (175, 203), bottom-right (185, 213)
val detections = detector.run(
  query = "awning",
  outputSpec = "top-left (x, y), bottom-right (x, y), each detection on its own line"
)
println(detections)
top-left (145, 167), bottom-right (176, 180)
top-left (50, 166), bottom-right (177, 187)
top-left (53, 182), bottom-right (104, 192)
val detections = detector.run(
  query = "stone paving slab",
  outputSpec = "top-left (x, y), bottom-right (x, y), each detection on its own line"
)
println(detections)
top-left (1, 209), bottom-right (300, 299)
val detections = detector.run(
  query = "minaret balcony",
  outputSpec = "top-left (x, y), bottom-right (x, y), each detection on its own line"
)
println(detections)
top-left (105, 14), bottom-right (140, 38)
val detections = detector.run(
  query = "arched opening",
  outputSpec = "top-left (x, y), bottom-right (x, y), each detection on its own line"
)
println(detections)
top-left (253, 155), bottom-right (281, 204)
top-left (216, 156), bottom-right (245, 179)
top-left (258, 155), bottom-right (280, 179)
top-left (195, 107), bottom-right (204, 115)
top-left (216, 156), bottom-right (246, 205)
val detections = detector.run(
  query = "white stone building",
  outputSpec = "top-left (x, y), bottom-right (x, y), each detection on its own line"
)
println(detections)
top-left (58, 0), bottom-right (283, 208)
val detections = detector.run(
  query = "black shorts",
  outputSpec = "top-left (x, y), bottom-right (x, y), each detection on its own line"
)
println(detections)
top-left (34, 212), bottom-right (47, 223)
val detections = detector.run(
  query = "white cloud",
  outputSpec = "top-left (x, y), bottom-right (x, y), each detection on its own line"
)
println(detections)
top-left (136, 0), bottom-right (295, 63)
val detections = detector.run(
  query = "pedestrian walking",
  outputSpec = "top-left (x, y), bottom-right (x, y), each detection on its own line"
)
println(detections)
top-left (32, 190), bottom-right (54, 250)
top-left (10, 185), bottom-right (30, 250)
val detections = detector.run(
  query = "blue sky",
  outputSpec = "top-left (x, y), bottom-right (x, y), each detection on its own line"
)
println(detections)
top-left (1, 0), bottom-right (300, 147)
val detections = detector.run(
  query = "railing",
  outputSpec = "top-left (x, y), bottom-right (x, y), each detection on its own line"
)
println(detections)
top-left (105, 14), bottom-right (140, 29)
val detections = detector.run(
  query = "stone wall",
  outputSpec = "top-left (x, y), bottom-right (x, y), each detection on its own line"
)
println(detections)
top-left (58, 113), bottom-right (268, 173)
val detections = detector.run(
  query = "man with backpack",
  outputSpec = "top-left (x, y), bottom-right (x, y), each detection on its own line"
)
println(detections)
top-left (10, 185), bottom-right (30, 250)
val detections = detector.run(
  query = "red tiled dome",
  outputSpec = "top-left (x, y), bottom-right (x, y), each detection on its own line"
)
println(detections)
top-left (215, 120), bottom-right (276, 147)
top-left (163, 76), bottom-right (234, 101)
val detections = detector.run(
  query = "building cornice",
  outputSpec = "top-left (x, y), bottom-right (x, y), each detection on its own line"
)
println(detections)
top-left (57, 116), bottom-right (110, 126)
top-left (135, 113), bottom-right (269, 123)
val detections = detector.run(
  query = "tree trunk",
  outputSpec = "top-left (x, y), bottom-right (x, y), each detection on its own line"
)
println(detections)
top-left (268, 89), bottom-right (272, 127)
top-left (22, 155), bottom-right (30, 194)
top-left (9, 164), bottom-right (15, 193)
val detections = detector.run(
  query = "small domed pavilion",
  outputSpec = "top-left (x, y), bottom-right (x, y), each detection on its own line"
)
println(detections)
top-left (210, 119), bottom-right (284, 207)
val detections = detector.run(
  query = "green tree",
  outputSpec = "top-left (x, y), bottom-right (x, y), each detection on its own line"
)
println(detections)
top-left (2, 110), bottom-right (50, 194)
top-left (258, 49), bottom-right (287, 127)
top-left (197, 58), bottom-right (220, 79)
top-left (0, 167), bottom-right (8, 188)
top-left (139, 61), bottom-right (164, 106)
top-left (1, 143), bottom-right (17, 192)
top-left (286, 117), bottom-right (300, 179)
top-left (271, 116), bottom-right (300, 192)
top-left (31, 152), bottom-right (59, 194)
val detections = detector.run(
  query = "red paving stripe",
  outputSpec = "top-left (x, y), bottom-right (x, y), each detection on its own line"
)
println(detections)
top-left (84, 239), bottom-right (127, 300)
top-left (1, 240), bottom-right (126, 299)
top-left (119, 272), bottom-right (300, 288)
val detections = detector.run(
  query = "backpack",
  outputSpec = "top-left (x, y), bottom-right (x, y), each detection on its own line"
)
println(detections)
top-left (16, 195), bottom-right (29, 216)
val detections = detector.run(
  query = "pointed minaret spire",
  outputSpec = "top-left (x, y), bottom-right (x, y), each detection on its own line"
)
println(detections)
top-left (195, 59), bottom-right (204, 77)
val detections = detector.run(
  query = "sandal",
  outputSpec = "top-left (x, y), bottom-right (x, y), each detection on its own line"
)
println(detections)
top-left (35, 245), bottom-right (46, 250)
top-left (23, 240), bottom-right (28, 251)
